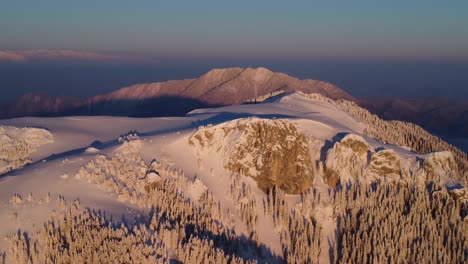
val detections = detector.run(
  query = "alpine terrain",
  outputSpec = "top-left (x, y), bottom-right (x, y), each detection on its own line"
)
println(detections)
top-left (0, 88), bottom-right (466, 263)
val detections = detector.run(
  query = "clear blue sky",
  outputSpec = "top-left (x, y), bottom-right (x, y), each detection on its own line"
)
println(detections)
top-left (1, 0), bottom-right (468, 61)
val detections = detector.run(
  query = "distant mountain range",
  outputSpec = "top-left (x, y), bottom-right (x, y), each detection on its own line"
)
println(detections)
top-left (0, 67), bottom-right (351, 117)
top-left (1, 67), bottom-right (466, 150)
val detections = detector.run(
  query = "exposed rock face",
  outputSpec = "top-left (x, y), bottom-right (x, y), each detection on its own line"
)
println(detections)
top-left (190, 117), bottom-right (463, 191)
top-left (419, 151), bottom-right (459, 185)
top-left (189, 118), bottom-right (314, 194)
top-left (324, 133), bottom-right (462, 187)
top-left (324, 134), bottom-right (373, 185)
top-left (367, 149), bottom-right (402, 182)
top-left (337, 97), bottom-right (467, 185)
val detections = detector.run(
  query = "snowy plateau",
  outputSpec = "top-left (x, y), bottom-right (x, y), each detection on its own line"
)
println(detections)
top-left (0, 92), bottom-right (466, 263)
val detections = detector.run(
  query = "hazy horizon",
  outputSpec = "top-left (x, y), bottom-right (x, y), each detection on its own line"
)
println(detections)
top-left (2, 1), bottom-right (468, 102)
top-left (2, 1), bottom-right (468, 61)
top-left (1, 60), bottom-right (467, 103)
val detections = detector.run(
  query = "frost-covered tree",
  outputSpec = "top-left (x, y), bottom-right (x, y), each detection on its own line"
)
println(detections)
top-left (333, 182), bottom-right (467, 264)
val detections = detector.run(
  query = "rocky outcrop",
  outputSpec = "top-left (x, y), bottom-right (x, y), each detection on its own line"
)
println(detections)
top-left (188, 114), bottom-right (463, 191)
top-left (335, 98), bottom-right (467, 185)
top-left (324, 133), bottom-right (462, 187)
top-left (324, 134), bottom-right (373, 185)
top-left (189, 118), bottom-right (314, 194)
top-left (418, 151), bottom-right (459, 185)
top-left (367, 149), bottom-right (402, 182)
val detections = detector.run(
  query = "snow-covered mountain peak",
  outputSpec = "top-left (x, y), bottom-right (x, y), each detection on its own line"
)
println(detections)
top-left (244, 67), bottom-right (274, 82)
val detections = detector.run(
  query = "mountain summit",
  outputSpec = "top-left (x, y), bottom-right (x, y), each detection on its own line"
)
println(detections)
top-left (89, 67), bottom-right (352, 105)
top-left (0, 67), bottom-right (352, 118)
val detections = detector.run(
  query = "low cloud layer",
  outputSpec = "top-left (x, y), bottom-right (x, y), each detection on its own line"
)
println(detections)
top-left (0, 50), bottom-right (156, 63)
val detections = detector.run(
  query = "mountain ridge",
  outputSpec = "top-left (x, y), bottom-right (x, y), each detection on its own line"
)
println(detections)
top-left (89, 67), bottom-right (354, 104)
top-left (0, 67), bottom-right (466, 153)
top-left (0, 67), bottom-right (353, 119)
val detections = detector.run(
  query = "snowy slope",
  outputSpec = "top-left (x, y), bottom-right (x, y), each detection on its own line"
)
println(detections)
top-left (0, 92), bottom-right (464, 263)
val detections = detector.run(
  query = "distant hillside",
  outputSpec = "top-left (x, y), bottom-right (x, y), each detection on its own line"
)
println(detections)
top-left (0, 67), bottom-right (351, 118)
top-left (0, 93), bottom-right (82, 118)
top-left (360, 98), bottom-right (468, 137)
